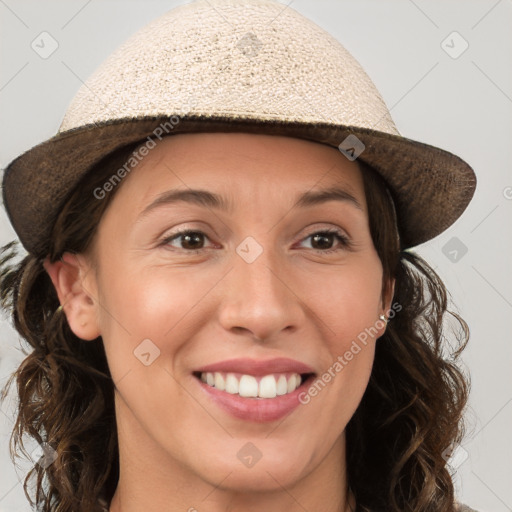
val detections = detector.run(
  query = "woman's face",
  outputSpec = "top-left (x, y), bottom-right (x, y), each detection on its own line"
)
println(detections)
top-left (66, 133), bottom-right (392, 492)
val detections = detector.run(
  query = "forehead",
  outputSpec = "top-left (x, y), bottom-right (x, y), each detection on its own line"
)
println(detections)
top-left (122, 132), bottom-right (367, 206)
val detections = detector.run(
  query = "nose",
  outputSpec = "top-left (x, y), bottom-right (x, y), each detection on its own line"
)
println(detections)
top-left (217, 245), bottom-right (305, 342)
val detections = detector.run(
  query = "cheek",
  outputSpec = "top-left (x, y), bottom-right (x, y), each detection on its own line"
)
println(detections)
top-left (94, 266), bottom-right (207, 421)
top-left (298, 256), bottom-right (383, 409)
top-left (95, 263), bottom-right (218, 361)
top-left (303, 257), bottom-right (384, 343)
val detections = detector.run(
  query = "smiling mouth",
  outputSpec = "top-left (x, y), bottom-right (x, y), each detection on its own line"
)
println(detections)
top-left (192, 371), bottom-right (315, 399)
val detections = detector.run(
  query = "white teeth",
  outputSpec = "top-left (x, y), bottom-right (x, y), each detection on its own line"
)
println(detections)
top-left (258, 375), bottom-right (277, 398)
top-left (214, 372), bottom-right (225, 390)
top-left (276, 375), bottom-right (288, 396)
top-left (287, 374), bottom-right (297, 393)
top-left (239, 375), bottom-right (258, 397)
top-left (199, 371), bottom-right (305, 398)
top-left (225, 373), bottom-right (239, 394)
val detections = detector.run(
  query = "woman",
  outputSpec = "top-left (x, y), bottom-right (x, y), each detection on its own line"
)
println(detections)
top-left (0, 1), bottom-right (478, 511)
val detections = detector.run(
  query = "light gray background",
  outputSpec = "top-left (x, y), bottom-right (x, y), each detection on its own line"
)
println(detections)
top-left (0, 1), bottom-right (511, 511)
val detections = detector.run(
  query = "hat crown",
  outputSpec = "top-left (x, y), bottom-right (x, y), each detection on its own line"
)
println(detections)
top-left (60, 0), bottom-right (398, 134)
top-left (3, 0), bottom-right (476, 256)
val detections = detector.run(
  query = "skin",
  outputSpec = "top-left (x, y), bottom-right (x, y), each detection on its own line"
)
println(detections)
top-left (45, 132), bottom-right (394, 512)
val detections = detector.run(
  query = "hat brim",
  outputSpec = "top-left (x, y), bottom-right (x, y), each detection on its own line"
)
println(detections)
top-left (2, 116), bottom-right (476, 256)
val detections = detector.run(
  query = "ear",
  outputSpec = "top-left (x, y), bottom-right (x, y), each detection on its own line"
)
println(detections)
top-left (381, 277), bottom-right (396, 316)
top-left (375, 277), bottom-right (396, 338)
top-left (43, 252), bottom-right (101, 341)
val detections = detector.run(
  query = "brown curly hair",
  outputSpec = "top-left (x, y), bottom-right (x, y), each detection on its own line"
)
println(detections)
top-left (0, 138), bottom-right (469, 512)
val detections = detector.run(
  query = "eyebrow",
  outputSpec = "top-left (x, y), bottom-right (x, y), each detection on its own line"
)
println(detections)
top-left (137, 186), bottom-right (363, 220)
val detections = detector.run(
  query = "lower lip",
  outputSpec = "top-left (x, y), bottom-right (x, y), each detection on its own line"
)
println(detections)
top-left (195, 374), bottom-right (315, 423)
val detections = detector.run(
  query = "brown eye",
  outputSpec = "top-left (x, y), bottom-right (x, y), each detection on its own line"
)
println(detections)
top-left (299, 229), bottom-right (351, 253)
top-left (311, 233), bottom-right (336, 250)
top-left (162, 230), bottom-right (211, 251)
top-left (180, 232), bottom-right (205, 250)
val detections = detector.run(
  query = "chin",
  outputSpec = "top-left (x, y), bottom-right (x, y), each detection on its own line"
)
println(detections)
top-left (211, 463), bottom-right (305, 493)
top-left (189, 446), bottom-right (309, 491)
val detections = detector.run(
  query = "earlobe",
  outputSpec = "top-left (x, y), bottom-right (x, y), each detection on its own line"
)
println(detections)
top-left (43, 252), bottom-right (101, 341)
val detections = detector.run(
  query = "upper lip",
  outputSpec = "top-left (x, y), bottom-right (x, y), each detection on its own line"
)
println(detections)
top-left (194, 357), bottom-right (315, 376)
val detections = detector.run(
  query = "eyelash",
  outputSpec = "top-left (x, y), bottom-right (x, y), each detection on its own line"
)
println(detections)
top-left (301, 228), bottom-right (352, 253)
top-left (159, 228), bottom-right (352, 254)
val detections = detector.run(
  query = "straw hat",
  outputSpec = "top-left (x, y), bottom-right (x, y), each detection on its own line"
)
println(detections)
top-left (2, 0), bottom-right (476, 256)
